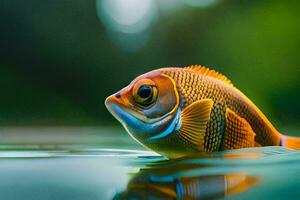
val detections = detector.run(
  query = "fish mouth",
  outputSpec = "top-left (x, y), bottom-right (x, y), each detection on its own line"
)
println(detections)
top-left (105, 94), bottom-right (153, 138)
top-left (105, 94), bottom-right (143, 126)
top-left (105, 94), bottom-right (127, 123)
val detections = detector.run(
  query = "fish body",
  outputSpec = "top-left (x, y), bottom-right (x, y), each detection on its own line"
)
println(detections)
top-left (105, 66), bottom-right (300, 158)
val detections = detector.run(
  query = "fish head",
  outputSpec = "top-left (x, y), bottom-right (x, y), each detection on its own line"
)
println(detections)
top-left (105, 69), bottom-right (181, 146)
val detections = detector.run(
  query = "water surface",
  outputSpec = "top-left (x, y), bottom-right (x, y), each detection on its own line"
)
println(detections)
top-left (0, 127), bottom-right (299, 200)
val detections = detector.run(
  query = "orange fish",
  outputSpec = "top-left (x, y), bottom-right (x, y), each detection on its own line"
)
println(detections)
top-left (105, 66), bottom-right (300, 158)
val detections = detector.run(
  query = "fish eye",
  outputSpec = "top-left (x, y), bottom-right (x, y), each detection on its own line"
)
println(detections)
top-left (134, 84), bottom-right (157, 107)
top-left (137, 85), bottom-right (152, 99)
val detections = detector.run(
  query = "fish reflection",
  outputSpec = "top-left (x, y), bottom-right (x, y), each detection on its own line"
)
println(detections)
top-left (115, 155), bottom-right (259, 200)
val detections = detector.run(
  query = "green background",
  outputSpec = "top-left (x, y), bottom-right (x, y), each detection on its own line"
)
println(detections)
top-left (0, 0), bottom-right (299, 135)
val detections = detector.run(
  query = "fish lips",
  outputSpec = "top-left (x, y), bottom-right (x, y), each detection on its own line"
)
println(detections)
top-left (105, 94), bottom-right (126, 123)
top-left (105, 94), bottom-right (143, 130)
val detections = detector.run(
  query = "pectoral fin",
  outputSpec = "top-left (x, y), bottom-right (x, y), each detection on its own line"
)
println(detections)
top-left (223, 109), bottom-right (256, 150)
top-left (179, 99), bottom-right (214, 151)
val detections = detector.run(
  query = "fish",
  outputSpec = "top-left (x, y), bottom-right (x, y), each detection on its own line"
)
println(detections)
top-left (105, 65), bottom-right (300, 158)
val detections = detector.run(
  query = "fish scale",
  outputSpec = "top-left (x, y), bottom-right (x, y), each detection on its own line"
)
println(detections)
top-left (164, 70), bottom-right (227, 151)
top-left (163, 68), bottom-right (279, 150)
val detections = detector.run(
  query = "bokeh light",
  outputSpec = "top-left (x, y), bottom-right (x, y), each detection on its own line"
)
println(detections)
top-left (96, 0), bottom-right (157, 51)
top-left (97, 0), bottom-right (156, 34)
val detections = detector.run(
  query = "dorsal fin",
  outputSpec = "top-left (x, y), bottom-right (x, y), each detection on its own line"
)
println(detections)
top-left (184, 65), bottom-right (233, 86)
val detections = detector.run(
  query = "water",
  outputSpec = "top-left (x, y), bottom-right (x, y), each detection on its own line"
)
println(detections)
top-left (0, 127), bottom-right (299, 200)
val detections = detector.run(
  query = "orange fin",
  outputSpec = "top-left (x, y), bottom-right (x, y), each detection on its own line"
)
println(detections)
top-left (223, 108), bottom-right (256, 150)
top-left (184, 65), bottom-right (233, 86)
top-left (179, 99), bottom-right (214, 151)
top-left (281, 135), bottom-right (300, 150)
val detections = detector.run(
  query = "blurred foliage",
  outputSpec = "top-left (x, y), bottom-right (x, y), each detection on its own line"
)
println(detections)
top-left (0, 0), bottom-right (299, 130)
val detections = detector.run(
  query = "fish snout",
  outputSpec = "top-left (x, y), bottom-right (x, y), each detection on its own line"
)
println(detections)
top-left (105, 94), bottom-right (119, 111)
top-left (105, 93), bottom-right (136, 129)
top-left (105, 92), bottom-right (127, 120)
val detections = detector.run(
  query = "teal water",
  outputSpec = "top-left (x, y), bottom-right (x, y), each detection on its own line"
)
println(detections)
top-left (0, 127), bottom-right (299, 200)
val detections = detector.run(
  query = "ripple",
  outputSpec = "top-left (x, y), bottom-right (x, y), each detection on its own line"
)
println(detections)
top-left (0, 145), bottom-right (159, 158)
